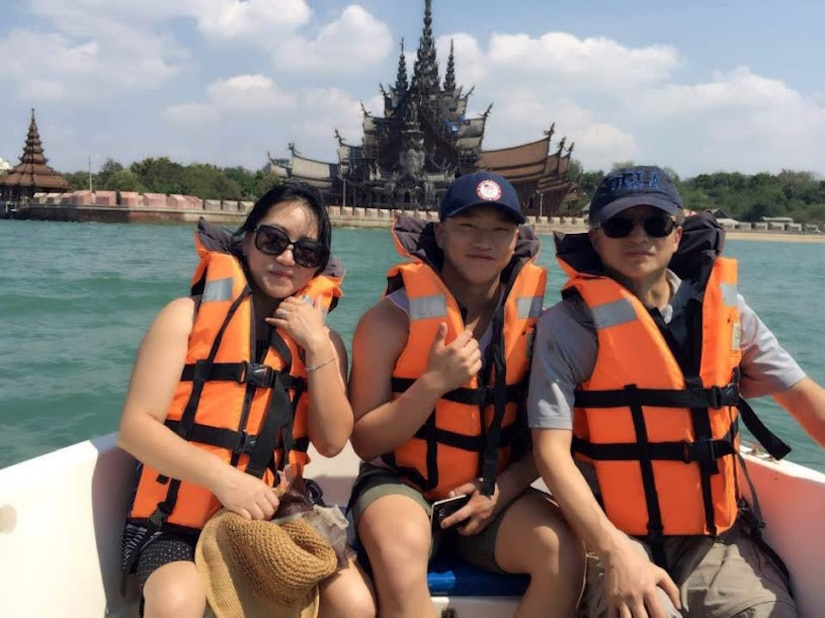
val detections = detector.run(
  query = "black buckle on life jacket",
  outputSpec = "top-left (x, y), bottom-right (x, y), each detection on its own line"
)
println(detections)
top-left (708, 384), bottom-right (738, 408)
top-left (234, 430), bottom-right (258, 455)
top-left (148, 506), bottom-right (170, 529)
top-left (681, 438), bottom-right (719, 468)
top-left (238, 362), bottom-right (275, 388)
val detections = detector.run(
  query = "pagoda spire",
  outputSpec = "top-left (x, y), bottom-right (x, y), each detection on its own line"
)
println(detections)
top-left (394, 38), bottom-right (409, 93)
top-left (412, 0), bottom-right (439, 91)
top-left (0, 108), bottom-right (69, 200)
top-left (443, 39), bottom-right (456, 92)
top-left (21, 108), bottom-right (48, 167)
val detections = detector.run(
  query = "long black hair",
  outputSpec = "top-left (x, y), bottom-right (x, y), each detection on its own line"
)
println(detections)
top-left (235, 180), bottom-right (332, 274)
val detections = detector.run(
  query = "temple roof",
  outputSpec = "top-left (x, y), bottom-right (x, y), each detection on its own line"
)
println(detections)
top-left (0, 109), bottom-right (69, 191)
top-left (476, 135), bottom-right (552, 182)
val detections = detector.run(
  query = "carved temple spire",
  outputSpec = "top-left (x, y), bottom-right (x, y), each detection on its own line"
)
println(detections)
top-left (22, 108), bottom-right (47, 167)
top-left (412, 0), bottom-right (439, 91)
top-left (0, 108), bottom-right (69, 198)
top-left (443, 39), bottom-right (456, 92)
top-left (395, 38), bottom-right (409, 93)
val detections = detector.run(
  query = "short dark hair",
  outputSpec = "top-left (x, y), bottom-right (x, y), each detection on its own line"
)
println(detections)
top-left (237, 180), bottom-right (331, 273)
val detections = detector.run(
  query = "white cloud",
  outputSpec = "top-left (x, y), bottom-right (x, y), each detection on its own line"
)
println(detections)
top-left (0, 29), bottom-right (182, 101)
top-left (484, 32), bottom-right (681, 90)
top-left (161, 103), bottom-right (221, 124)
top-left (273, 5), bottom-right (393, 73)
top-left (192, 0), bottom-right (312, 40)
top-left (207, 75), bottom-right (295, 111)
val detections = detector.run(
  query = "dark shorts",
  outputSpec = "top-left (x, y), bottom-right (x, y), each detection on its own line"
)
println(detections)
top-left (350, 462), bottom-right (534, 574)
top-left (134, 531), bottom-right (199, 589)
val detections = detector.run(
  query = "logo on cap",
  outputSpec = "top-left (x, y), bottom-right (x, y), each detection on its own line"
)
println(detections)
top-left (476, 179), bottom-right (502, 201)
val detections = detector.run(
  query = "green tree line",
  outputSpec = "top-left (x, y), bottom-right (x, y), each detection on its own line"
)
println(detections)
top-left (58, 157), bottom-right (825, 224)
top-left (570, 161), bottom-right (825, 224)
top-left (60, 157), bottom-right (282, 202)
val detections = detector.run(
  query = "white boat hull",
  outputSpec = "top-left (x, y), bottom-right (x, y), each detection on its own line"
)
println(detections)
top-left (0, 434), bottom-right (822, 617)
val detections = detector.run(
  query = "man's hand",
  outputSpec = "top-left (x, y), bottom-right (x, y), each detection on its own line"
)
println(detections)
top-left (439, 479), bottom-right (499, 535)
top-left (602, 539), bottom-right (681, 618)
top-left (426, 324), bottom-right (482, 393)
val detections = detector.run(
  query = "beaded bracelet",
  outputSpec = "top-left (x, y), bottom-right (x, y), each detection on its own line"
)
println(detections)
top-left (306, 356), bottom-right (337, 372)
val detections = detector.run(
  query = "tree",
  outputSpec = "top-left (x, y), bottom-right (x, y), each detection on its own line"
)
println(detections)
top-left (105, 169), bottom-right (146, 193)
top-left (611, 160), bottom-right (635, 171)
top-left (130, 157), bottom-right (186, 195)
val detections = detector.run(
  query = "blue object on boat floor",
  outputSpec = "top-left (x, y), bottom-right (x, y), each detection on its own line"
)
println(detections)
top-left (426, 556), bottom-right (530, 597)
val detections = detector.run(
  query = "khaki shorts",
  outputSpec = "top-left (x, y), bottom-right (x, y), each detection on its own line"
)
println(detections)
top-left (350, 463), bottom-right (532, 574)
top-left (580, 521), bottom-right (797, 618)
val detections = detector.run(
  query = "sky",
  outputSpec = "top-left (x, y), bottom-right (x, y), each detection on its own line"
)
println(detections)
top-left (1, 0), bottom-right (824, 179)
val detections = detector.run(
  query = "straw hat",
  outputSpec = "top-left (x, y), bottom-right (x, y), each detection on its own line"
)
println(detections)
top-left (195, 509), bottom-right (338, 618)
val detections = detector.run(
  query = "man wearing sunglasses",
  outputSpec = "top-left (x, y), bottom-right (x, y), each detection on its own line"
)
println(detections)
top-left (528, 165), bottom-right (825, 617)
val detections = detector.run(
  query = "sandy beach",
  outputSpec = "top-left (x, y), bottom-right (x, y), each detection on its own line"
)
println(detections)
top-left (446, 221), bottom-right (825, 244)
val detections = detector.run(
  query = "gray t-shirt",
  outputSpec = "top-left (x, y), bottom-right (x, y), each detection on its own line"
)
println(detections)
top-left (527, 271), bottom-right (806, 430)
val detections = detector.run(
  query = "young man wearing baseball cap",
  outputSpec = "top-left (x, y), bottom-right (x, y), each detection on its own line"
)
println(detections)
top-left (347, 171), bottom-right (586, 617)
top-left (529, 165), bottom-right (825, 617)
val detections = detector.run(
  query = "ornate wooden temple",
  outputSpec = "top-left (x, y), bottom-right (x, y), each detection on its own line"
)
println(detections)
top-left (0, 109), bottom-right (69, 202)
top-left (269, 0), bottom-right (580, 216)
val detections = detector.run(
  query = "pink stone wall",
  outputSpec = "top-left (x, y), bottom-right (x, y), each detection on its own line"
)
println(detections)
top-left (120, 192), bottom-right (140, 207)
top-left (142, 193), bottom-right (167, 208)
top-left (166, 194), bottom-right (187, 209)
top-left (74, 190), bottom-right (93, 205)
top-left (94, 191), bottom-right (118, 206)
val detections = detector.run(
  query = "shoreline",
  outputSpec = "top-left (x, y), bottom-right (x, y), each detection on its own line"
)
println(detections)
top-left (6, 201), bottom-right (825, 244)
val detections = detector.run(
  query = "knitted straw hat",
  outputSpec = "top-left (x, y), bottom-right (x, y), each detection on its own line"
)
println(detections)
top-left (195, 509), bottom-right (338, 618)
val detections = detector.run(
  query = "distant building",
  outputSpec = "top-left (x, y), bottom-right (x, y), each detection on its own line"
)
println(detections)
top-left (0, 109), bottom-right (69, 201)
top-left (760, 216), bottom-right (795, 223)
top-left (0, 158), bottom-right (10, 174)
top-left (267, 0), bottom-right (580, 215)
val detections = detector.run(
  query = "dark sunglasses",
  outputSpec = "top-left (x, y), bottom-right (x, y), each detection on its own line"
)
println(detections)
top-left (253, 225), bottom-right (326, 269)
top-left (598, 213), bottom-right (677, 239)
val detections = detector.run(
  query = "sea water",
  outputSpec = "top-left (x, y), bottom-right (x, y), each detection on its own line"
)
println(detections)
top-left (0, 220), bottom-right (822, 472)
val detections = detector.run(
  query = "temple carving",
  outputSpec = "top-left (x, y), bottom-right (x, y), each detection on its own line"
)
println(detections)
top-left (0, 109), bottom-right (69, 202)
top-left (268, 0), bottom-right (581, 216)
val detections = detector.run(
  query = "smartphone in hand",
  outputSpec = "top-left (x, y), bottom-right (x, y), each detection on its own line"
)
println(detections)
top-left (430, 494), bottom-right (470, 533)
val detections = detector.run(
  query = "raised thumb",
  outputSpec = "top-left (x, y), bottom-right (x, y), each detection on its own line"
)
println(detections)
top-left (432, 322), bottom-right (448, 348)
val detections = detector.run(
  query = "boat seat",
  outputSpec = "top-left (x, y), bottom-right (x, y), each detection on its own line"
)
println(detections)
top-left (352, 531), bottom-right (529, 597)
top-left (426, 556), bottom-right (530, 597)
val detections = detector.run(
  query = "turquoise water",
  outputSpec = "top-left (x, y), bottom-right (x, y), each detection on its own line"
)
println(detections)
top-left (0, 220), bottom-right (822, 472)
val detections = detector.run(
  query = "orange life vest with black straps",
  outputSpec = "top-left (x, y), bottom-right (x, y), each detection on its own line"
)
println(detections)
top-left (382, 214), bottom-right (546, 501)
top-left (128, 220), bottom-right (343, 534)
top-left (555, 214), bottom-right (790, 550)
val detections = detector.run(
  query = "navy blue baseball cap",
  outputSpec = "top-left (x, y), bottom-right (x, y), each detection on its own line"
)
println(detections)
top-left (439, 171), bottom-right (525, 224)
top-left (589, 165), bottom-right (682, 227)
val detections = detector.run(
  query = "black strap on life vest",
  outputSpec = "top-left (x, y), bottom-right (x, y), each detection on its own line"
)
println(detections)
top-left (479, 306), bottom-right (508, 496)
top-left (383, 372), bottom-right (523, 495)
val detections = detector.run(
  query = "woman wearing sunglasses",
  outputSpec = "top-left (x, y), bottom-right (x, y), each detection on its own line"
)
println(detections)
top-left (529, 165), bottom-right (825, 618)
top-left (117, 181), bottom-right (375, 618)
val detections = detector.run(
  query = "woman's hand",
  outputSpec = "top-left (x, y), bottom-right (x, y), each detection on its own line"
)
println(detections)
top-left (210, 465), bottom-right (280, 520)
top-left (266, 294), bottom-right (328, 354)
top-left (438, 478), bottom-right (500, 535)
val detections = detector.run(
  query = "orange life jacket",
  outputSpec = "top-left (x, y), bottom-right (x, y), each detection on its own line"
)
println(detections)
top-left (128, 219), bottom-right (343, 534)
top-left (382, 214), bottom-right (546, 500)
top-left (554, 214), bottom-right (790, 548)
